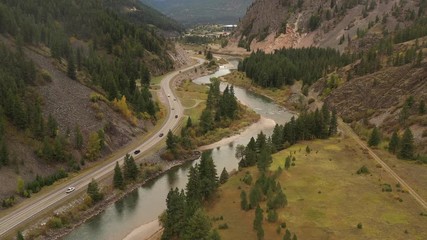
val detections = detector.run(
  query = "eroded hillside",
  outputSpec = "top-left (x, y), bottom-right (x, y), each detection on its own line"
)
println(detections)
top-left (226, 0), bottom-right (425, 53)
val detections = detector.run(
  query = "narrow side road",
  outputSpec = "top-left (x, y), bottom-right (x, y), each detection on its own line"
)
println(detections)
top-left (339, 120), bottom-right (427, 210)
top-left (0, 58), bottom-right (205, 238)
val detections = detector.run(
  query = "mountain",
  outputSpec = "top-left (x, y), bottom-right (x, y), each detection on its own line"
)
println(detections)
top-left (140, 0), bottom-right (254, 26)
top-left (105, 0), bottom-right (183, 32)
top-left (228, 0), bottom-right (426, 53)
top-left (0, 0), bottom-right (180, 199)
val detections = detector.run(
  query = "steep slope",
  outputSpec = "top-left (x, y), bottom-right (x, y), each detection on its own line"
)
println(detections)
top-left (140, 0), bottom-right (254, 25)
top-left (228, 0), bottom-right (424, 53)
top-left (0, 0), bottom-right (177, 200)
top-left (105, 0), bottom-right (183, 32)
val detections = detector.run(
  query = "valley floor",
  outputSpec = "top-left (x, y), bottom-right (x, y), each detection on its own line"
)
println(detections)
top-left (207, 133), bottom-right (427, 240)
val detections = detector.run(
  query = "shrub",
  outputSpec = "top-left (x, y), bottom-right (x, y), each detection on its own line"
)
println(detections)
top-left (218, 223), bottom-right (229, 229)
top-left (47, 217), bottom-right (63, 229)
top-left (242, 172), bottom-right (253, 185)
top-left (382, 184), bottom-right (392, 192)
top-left (357, 223), bottom-right (363, 229)
top-left (356, 165), bottom-right (370, 174)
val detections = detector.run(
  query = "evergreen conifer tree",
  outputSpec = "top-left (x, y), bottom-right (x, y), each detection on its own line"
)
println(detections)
top-left (388, 131), bottom-right (400, 154)
top-left (219, 167), bottom-right (229, 184)
top-left (399, 128), bottom-right (415, 159)
top-left (368, 127), bottom-right (381, 147)
top-left (67, 53), bottom-right (76, 80)
top-left (113, 162), bottom-right (124, 189)
top-left (240, 190), bottom-right (248, 210)
top-left (123, 154), bottom-right (139, 180)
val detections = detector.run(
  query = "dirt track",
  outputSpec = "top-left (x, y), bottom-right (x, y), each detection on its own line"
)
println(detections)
top-left (339, 119), bottom-right (427, 210)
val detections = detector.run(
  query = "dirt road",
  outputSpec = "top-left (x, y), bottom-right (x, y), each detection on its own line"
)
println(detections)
top-left (339, 120), bottom-right (427, 210)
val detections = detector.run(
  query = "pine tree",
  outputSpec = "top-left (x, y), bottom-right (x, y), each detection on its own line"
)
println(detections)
top-left (162, 188), bottom-right (186, 240)
top-left (182, 209), bottom-right (211, 240)
top-left (257, 147), bottom-right (272, 172)
top-left (113, 162), bottom-right (124, 189)
top-left (240, 190), bottom-right (248, 210)
top-left (186, 117), bottom-right (192, 128)
top-left (292, 234), bottom-right (298, 240)
top-left (87, 178), bottom-right (103, 202)
top-left (399, 128), bottom-right (415, 160)
top-left (123, 154), bottom-right (139, 181)
top-left (219, 167), bottom-right (229, 184)
top-left (388, 131), bottom-right (400, 154)
top-left (249, 186), bottom-right (262, 208)
top-left (198, 151), bottom-right (218, 199)
top-left (253, 205), bottom-right (263, 230)
top-left (199, 109), bottom-right (213, 134)
top-left (166, 130), bottom-right (176, 151)
top-left (186, 165), bottom-right (202, 203)
top-left (368, 127), bottom-right (381, 147)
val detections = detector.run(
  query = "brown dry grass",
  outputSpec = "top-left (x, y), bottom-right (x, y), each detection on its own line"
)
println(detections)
top-left (207, 136), bottom-right (427, 240)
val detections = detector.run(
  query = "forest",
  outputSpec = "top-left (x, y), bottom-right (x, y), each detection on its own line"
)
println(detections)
top-left (0, 0), bottom-right (174, 117)
top-left (238, 48), bottom-right (351, 87)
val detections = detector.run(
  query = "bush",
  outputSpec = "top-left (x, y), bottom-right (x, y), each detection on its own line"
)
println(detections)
top-left (2, 195), bottom-right (16, 208)
top-left (357, 223), bottom-right (363, 229)
top-left (218, 223), bottom-right (229, 229)
top-left (242, 172), bottom-right (253, 185)
top-left (382, 184), bottom-right (392, 192)
top-left (356, 165), bottom-right (370, 174)
top-left (47, 217), bottom-right (63, 229)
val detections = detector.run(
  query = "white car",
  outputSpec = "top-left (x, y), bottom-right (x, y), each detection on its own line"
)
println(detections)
top-left (66, 187), bottom-right (75, 193)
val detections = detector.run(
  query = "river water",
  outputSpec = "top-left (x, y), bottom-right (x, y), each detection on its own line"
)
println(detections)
top-left (65, 61), bottom-right (293, 240)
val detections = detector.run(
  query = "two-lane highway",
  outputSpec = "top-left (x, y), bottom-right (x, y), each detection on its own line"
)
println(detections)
top-left (0, 58), bottom-right (205, 238)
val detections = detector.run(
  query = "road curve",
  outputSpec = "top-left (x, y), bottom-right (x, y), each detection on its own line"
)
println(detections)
top-left (0, 58), bottom-right (206, 238)
top-left (339, 120), bottom-right (427, 210)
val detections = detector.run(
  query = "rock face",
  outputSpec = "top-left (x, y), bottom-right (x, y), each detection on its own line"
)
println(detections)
top-left (229, 0), bottom-right (421, 52)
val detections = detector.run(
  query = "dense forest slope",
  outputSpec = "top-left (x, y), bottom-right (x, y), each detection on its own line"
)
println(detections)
top-left (227, 0), bottom-right (426, 53)
top-left (140, 0), bottom-right (254, 25)
top-left (0, 0), bottom-right (179, 201)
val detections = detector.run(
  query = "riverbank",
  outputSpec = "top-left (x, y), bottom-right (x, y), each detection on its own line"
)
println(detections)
top-left (24, 151), bottom-right (200, 240)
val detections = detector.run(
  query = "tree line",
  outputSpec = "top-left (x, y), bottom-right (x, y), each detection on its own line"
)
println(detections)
top-left (239, 105), bottom-right (337, 169)
top-left (165, 78), bottom-right (240, 158)
top-left (160, 151), bottom-right (221, 240)
top-left (238, 48), bottom-right (351, 88)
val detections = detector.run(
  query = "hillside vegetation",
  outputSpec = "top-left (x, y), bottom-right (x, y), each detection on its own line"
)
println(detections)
top-left (228, 0), bottom-right (426, 52)
top-left (0, 0), bottom-right (179, 202)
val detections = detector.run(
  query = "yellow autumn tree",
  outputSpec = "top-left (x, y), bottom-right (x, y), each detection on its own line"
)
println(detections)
top-left (113, 96), bottom-right (137, 125)
top-left (86, 132), bottom-right (101, 161)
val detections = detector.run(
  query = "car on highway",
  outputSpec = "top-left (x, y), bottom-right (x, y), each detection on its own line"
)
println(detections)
top-left (66, 187), bottom-right (75, 193)
top-left (175, 115), bottom-right (178, 118)
top-left (173, 98), bottom-right (176, 101)
top-left (159, 133), bottom-right (164, 137)
top-left (133, 150), bottom-right (141, 155)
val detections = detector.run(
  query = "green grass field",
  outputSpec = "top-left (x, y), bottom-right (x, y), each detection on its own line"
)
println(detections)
top-left (207, 135), bottom-right (427, 240)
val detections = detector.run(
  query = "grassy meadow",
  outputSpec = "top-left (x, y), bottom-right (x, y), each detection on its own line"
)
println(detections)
top-left (207, 134), bottom-right (427, 240)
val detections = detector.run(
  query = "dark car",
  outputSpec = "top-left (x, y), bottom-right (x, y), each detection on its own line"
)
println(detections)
top-left (175, 115), bottom-right (178, 118)
top-left (133, 150), bottom-right (141, 155)
top-left (159, 133), bottom-right (164, 137)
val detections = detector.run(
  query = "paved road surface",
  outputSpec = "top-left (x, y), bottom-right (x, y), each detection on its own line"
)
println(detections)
top-left (0, 58), bottom-right (205, 238)
top-left (339, 120), bottom-right (427, 210)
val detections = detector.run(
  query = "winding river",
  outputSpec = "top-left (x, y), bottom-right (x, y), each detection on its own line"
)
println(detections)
top-left (65, 60), bottom-right (294, 240)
